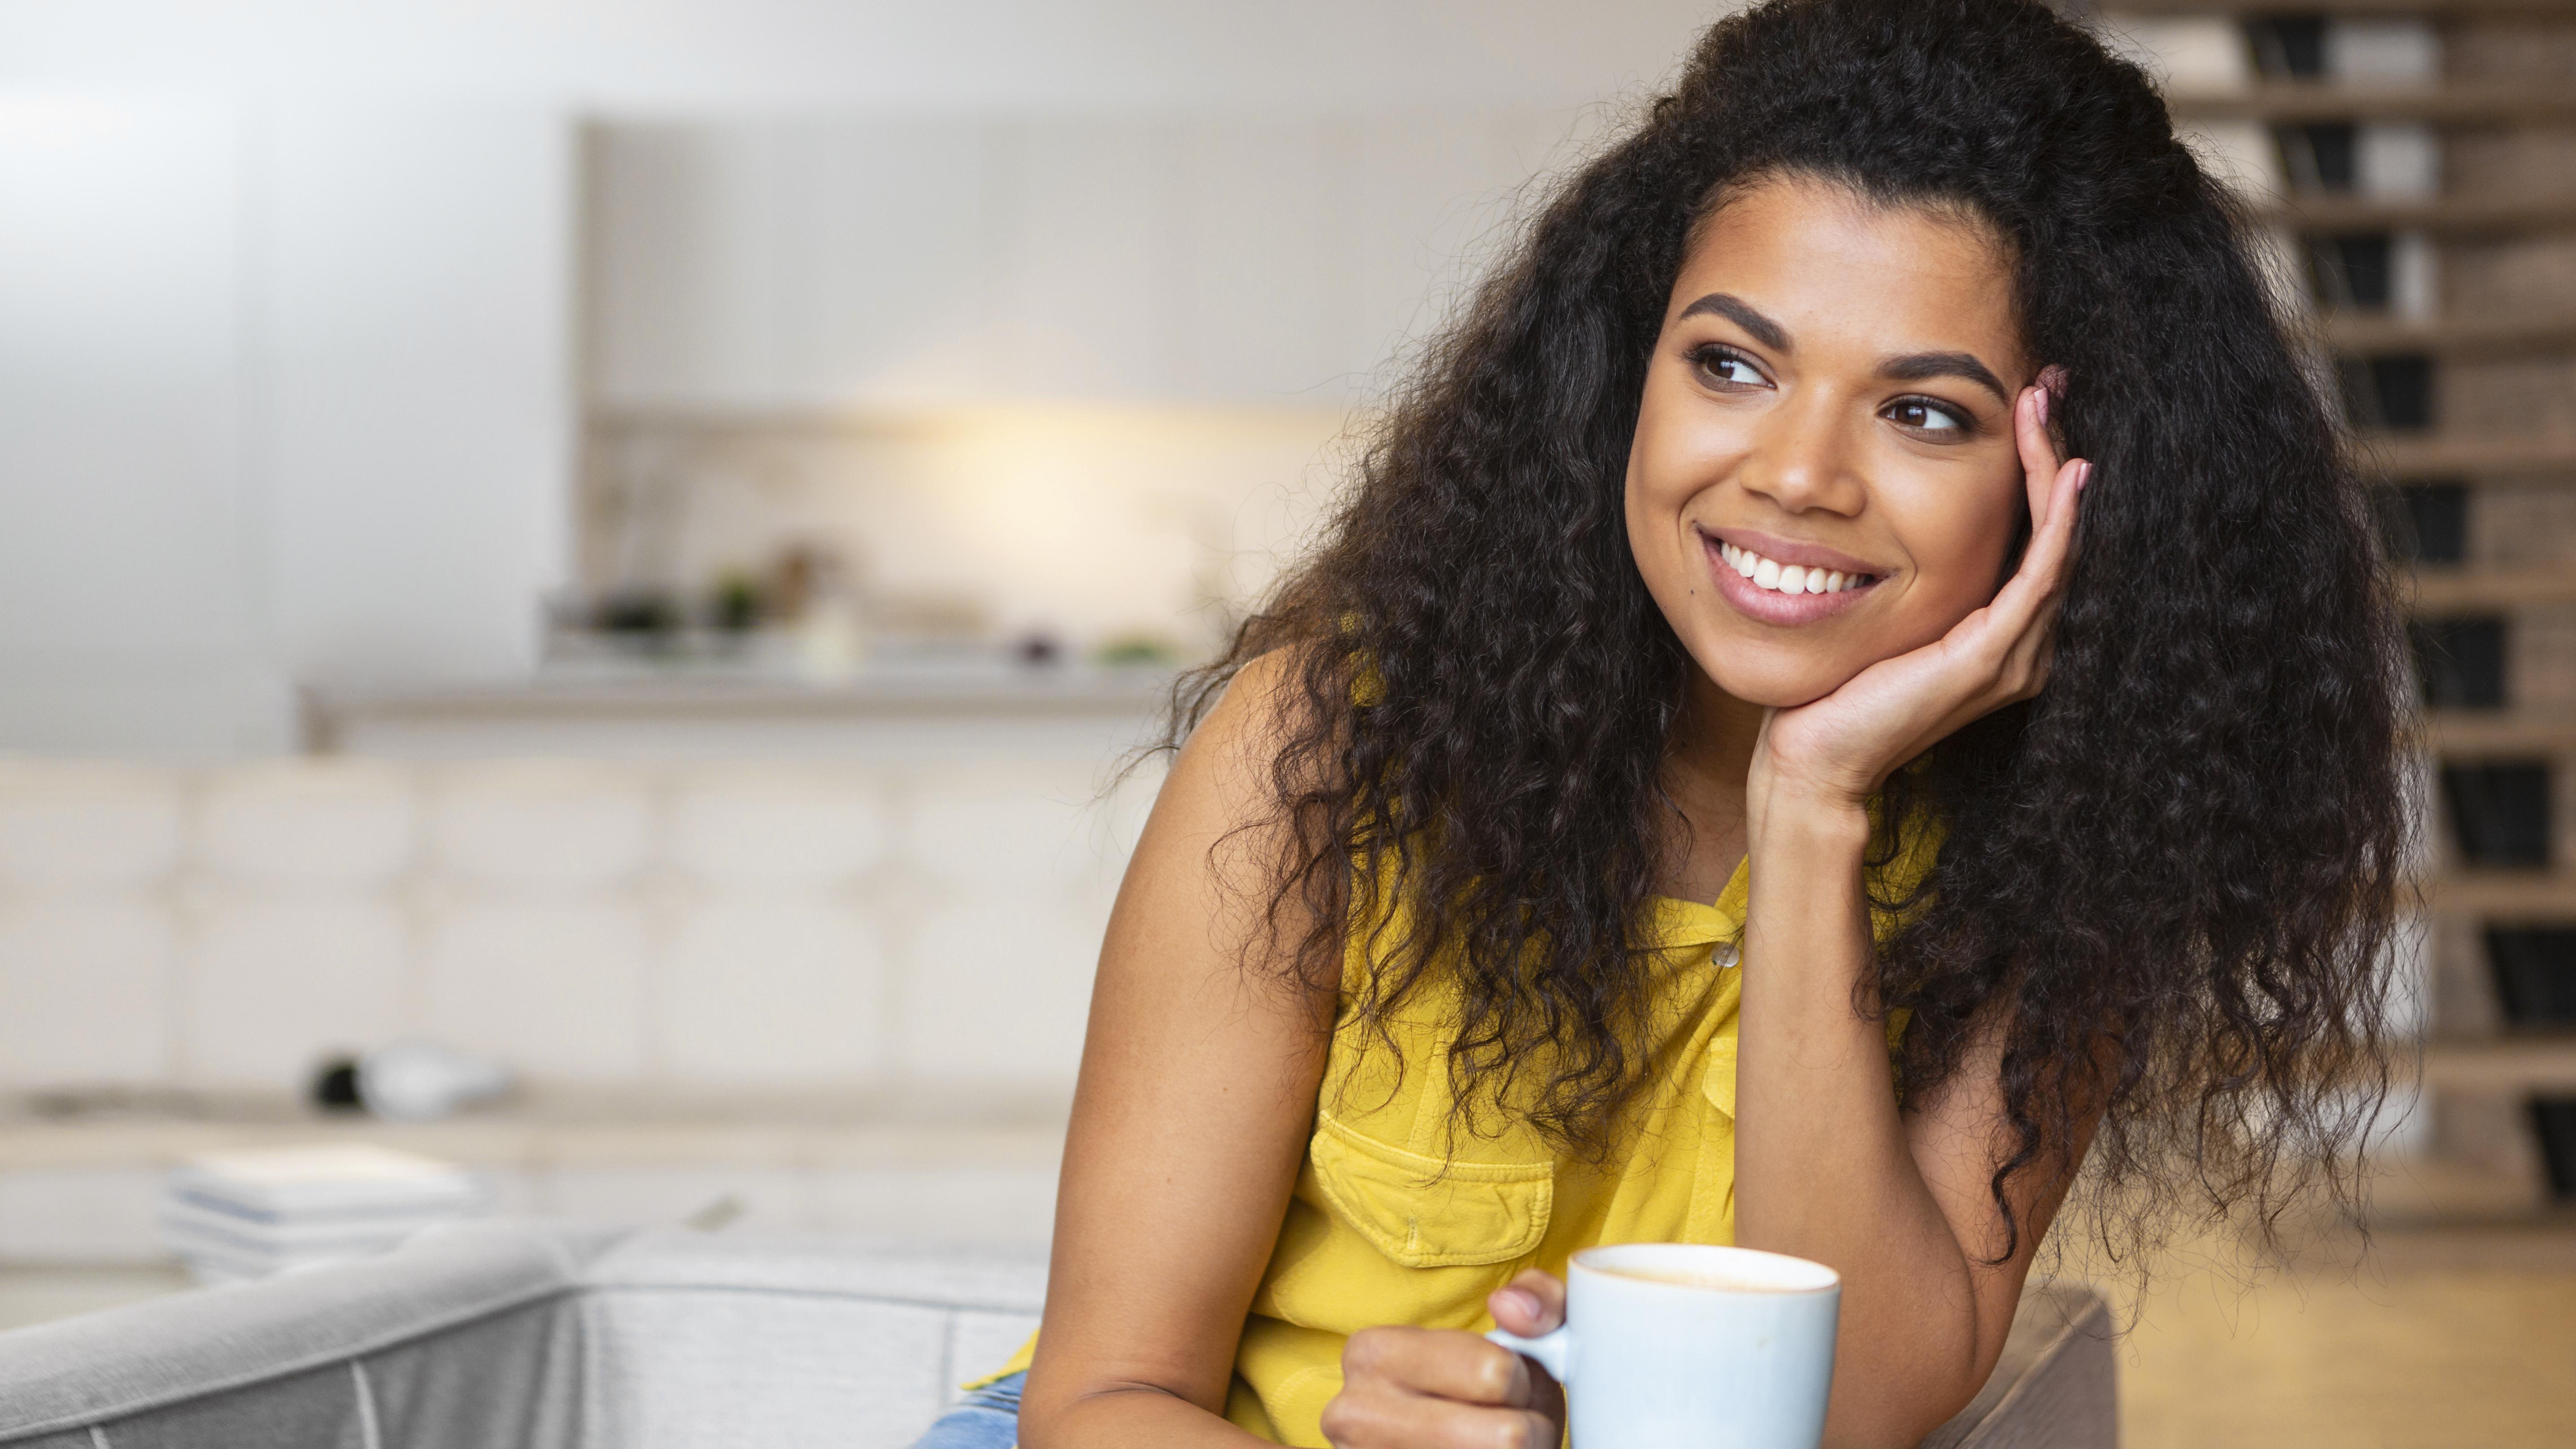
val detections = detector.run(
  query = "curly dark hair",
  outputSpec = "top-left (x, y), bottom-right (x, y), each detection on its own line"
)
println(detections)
top-left (1164, 0), bottom-right (2413, 1262)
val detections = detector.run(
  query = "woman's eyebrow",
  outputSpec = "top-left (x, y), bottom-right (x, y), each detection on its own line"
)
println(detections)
top-left (1879, 351), bottom-right (2010, 406)
top-left (1674, 292), bottom-right (1790, 352)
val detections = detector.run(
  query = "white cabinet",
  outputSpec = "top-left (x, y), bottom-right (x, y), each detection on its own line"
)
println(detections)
top-left (989, 118), bottom-right (1186, 401)
top-left (586, 109), bottom-right (1596, 409)
top-left (589, 118), bottom-right (1011, 409)
top-left (260, 102), bottom-right (574, 687)
top-left (790, 120), bottom-right (1001, 406)
top-left (1172, 119), bottom-right (1342, 402)
top-left (1336, 113), bottom-right (1517, 386)
top-left (1329, 108), bottom-right (1600, 391)
top-left (588, 122), bottom-right (796, 406)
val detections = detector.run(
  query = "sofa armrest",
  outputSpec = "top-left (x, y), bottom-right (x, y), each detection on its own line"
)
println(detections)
top-left (1918, 1281), bottom-right (2118, 1449)
top-left (0, 1220), bottom-right (625, 1447)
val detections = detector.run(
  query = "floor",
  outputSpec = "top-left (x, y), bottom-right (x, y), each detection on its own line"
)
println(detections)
top-left (2114, 1249), bottom-right (2576, 1449)
top-left (5, 1253), bottom-right (2572, 1446)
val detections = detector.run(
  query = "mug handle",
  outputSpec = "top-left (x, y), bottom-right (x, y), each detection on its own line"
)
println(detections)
top-left (1484, 1324), bottom-right (1573, 1385)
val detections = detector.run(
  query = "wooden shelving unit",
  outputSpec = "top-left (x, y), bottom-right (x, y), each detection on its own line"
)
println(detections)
top-left (2262, 192), bottom-right (2576, 235)
top-left (2173, 82), bottom-right (2576, 123)
top-left (2431, 710), bottom-right (2576, 757)
top-left (2364, 435), bottom-right (2576, 480)
top-left (2421, 1035), bottom-right (2576, 1092)
top-left (2117, 0), bottom-right (2574, 16)
top-left (2323, 311), bottom-right (2576, 358)
top-left (2103, 0), bottom-right (2576, 1257)
top-left (2428, 870), bottom-right (2576, 917)
top-left (2410, 566), bottom-right (2576, 611)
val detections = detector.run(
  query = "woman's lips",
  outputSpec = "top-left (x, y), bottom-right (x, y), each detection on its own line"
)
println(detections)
top-left (1700, 528), bottom-right (1880, 625)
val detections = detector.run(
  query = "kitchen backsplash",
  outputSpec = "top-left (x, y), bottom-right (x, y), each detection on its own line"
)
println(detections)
top-left (579, 406), bottom-right (1344, 662)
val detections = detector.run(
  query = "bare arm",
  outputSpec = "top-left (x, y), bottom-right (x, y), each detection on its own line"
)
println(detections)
top-left (1017, 654), bottom-right (1337, 1449)
top-left (1733, 381), bottom-right (2099, 1447)
top-left (1734, 808), bottom-right (2093, 1447)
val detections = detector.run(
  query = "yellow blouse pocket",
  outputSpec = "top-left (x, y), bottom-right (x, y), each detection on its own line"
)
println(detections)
top-left (1309, 1113), bottom-right (1554, 1268)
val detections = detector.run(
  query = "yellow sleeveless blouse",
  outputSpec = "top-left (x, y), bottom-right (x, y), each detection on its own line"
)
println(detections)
top-left (978, 832), bottom-right (1937, 1446)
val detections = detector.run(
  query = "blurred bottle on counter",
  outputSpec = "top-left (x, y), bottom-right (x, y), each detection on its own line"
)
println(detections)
top-left (769, 542), bottom-right (867, 683)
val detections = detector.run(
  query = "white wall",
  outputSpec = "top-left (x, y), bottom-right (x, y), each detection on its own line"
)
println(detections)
top-left (259, 102), bottom-right (573, 690)
top-left (0, 1), bottom-right (1727, 111)
top-left (0, 96), bottom-right (573, 753)
top-left (0, 96), bottom-right (280, 754)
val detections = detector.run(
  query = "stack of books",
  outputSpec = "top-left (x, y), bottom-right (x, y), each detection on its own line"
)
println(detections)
top-left (159, 1143), bottom-right (488, 1283)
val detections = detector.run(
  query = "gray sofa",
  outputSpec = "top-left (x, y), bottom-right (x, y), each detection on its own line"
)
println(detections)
top-left (0, 1221), bottom-right (2113, 1447)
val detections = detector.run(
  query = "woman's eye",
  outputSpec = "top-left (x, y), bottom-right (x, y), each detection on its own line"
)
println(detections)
top-left (1691, 346), bottom-right (1768, 389)
top-left (1886, 397), bottom-right (1968, 434)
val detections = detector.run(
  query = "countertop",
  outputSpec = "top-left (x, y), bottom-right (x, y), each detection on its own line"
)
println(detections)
top-left (300, 663), bottom-right (1182, 757)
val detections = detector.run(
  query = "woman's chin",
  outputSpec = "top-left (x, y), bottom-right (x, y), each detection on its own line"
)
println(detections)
top-left (1697, 652), bottom-right (1861, 711)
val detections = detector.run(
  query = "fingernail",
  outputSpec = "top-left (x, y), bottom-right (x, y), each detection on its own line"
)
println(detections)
top-left (2033, 388), bottom-right (2049, 428)
top-left (2077, 461), bottom-right (2093, 491)
top-left (1501, 1289), bottom-right (1542, 1320)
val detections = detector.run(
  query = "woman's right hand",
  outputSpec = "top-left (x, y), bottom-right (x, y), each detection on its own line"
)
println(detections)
top-left (1318, 1270), bottom-right (1569, 1448)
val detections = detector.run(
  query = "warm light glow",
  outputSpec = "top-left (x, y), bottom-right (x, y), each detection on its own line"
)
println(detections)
top-left (598, 403), bottom-right (1362, 655)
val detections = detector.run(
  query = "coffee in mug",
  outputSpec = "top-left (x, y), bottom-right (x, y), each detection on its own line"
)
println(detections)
top-left (1487, 1242), bottom-right (1839, 1448)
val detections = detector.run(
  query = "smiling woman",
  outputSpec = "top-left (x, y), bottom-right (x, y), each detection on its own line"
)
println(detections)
top-left (1630, 180), bottom-right (2044, 699)
top-left (918, 2), bottom-right (2413, 1449)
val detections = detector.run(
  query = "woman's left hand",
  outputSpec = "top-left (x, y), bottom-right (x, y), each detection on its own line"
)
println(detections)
top-left (1751, 381), bottom-right (2087, 816)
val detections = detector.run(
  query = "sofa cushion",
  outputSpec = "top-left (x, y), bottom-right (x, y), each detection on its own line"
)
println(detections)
top-left (577, 1231), bottom-right (1046, 1448)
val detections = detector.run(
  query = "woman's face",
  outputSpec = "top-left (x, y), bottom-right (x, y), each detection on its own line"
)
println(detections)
top-left (1626, 174), bottom-right (2036, 708)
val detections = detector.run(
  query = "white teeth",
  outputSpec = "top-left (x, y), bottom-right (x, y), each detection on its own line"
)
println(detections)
top-left (1717, 540), bottom-right (1870, 597)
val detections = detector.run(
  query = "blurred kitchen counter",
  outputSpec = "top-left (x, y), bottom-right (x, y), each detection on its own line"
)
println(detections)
top-left (301, 663), bottom-right (1178, 760)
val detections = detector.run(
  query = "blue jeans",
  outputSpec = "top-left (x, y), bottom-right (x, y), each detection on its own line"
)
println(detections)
top-left (911, 1370), bottom-right (1024, 1449)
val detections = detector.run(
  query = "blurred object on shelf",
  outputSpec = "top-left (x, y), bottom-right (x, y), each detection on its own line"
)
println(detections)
top-left (310, 1060), bottom-right (363, 1112)
top-left (305, 1041), bottom-right (516, 1123)
top-left (540, 538), bottom-right (898, 678)
top-left (870, 587), bottom-right (992, 650)
top-left (1091, 631), bottom-right (1182, 668)
top-left (1013, 629), bottom-right (1064, 668)
top-left (594, 587), bottom-right (684, 642)
top-left (765, 541), bottom-right (868, 681)
top-left (711, 569), bottom-right (763, 633)
top-left (158, 1143), bottom-right (487, 1283)
top-left (796, 598), bottom-right (866, 683)
top-left (763, 541), bottom-right (856, 626)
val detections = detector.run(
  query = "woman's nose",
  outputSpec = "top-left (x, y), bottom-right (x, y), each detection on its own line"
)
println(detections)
top-left (1738, 398), bottom-right (1867, 515)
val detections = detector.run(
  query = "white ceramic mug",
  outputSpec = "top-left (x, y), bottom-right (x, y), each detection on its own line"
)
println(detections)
top-left (1486, 1242), bottom-right (1840, 1449)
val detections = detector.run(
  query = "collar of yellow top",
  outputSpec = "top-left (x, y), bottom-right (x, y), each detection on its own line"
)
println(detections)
top-left (1644, 855), bottom-right (1753, 951)
top-left (1640, 803), bottom-right (1944, 956)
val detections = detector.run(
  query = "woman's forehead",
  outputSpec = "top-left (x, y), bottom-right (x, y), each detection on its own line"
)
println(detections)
top-left (1676, 175), bottom-right (2024, 375)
